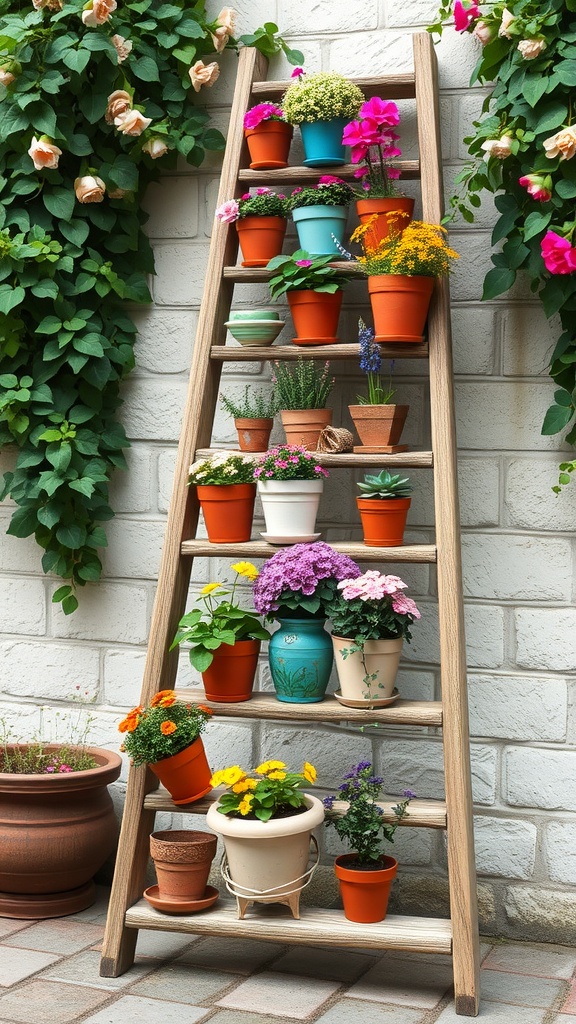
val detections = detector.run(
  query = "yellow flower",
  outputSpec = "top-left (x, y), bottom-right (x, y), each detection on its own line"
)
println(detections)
top-left (232, 777), bottom-right (258, 794)
top-left (303, 762), bottom-right (316, 784)
top-left (222, 765), bottom-right (246, 786)
top-left (210, 769), bottom-right (227, 787)
top-left (231, 561), bottom-right (259, 580)
top-left (238, 793), bottom-right (254, 815)
top-left (201, 582), bottom-right (221, 595)
top-left (255, 759), bottom-right (286, 774)
top-left (267, 770), bottom-right (287, 781)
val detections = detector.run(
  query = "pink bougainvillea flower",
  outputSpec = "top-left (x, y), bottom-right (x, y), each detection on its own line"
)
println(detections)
top-left (215, 199), bottom-right (240, 223)
top-left (541, 231), bottom-right (576, 275)
top-left (518, 173), bottom-right (552, 202)
top-left (291, 66), bottom-right (304, 78)
top-left (453, 0), bottom-right (480, 32)
top-left (243, 103), bottom-right (284, 129)
top-left (28, 135), bottom-right (62, 170)
top-left (74, 175), bottom-right (106, 203)
top-left (188, 60), bottom-right (220, 92)
top-left (359, 97), bottom-right (400, 127)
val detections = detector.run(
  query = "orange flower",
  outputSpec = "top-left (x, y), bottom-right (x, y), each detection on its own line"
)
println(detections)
top-left (118, 707), bottom-right (141, 733)
top-left (151, 689), bottom-right (176, 707)
top-left (198, 704), bottom-right (214, 715)
top-left (160, 721), bottom-right (177, 735)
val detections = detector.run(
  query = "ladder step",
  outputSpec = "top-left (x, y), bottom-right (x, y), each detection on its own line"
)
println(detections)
top-left (224, 262), bottom-right (357, 283)
top-left (126, 901), bottom-right (452, 954)
top-left (173, 689), bottom-right (443, 727)
top-left (251, 75), bottom-right (417, 101)
top-left (181, 539), bottom-right (436, 563)
top-left (194, 449), bottom-right (434, 469)
top-left (210, 343), bottom-right (429, 361)
top-left (238, 161), bottom-right (420, 185)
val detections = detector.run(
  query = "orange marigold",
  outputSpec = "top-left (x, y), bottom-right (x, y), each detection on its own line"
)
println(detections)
top-left (151, 689), bottom-right (176, 707)
top-left (198, 704), bottom-right (214, 715)
top-left (160, 720), bottom-right (177, 735)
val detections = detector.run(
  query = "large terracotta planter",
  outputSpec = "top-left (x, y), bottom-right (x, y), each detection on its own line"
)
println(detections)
top-left (334, 853), bottom-right (397, 923)
top-left (236, 215), bottom-right (287, 268)
top-left (368, 275), bottom-right (435, 343)
top-left (0, 745), bottom-right (121, 919)
top-left (332, 634), bottom-right (403, 703)
top-left (287, 289), bottom-right (343, 346)
top-left (201, 639), bottom-right (261, 703)
top-left (257, 478), bottom-right (324, 542)
top-left (149, 737), bottom-right (212, 806)
top-left (281, 408), bottom-right (333, 449)
top-left (348, 404), bottom-right (409, 448)
top-left (356, 197), bottom-right (415, 248)
top-left (356, 496), bottom-right (411, 547)
top-left (235, 417), bottom-right (273, 453)
top-left (150, 829), bottom-right (217, 900)
top-left (245, 121), bottom-right (293, 169)
top-left (206, 793), bottom-right (324, 918)
top-left (196, 483), bottom-right (255, 543)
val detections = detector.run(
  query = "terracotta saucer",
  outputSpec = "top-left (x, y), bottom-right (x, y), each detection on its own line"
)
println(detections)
top-left (334, 688), bottom-right (399, 710)
top-left (143, 884), bottom-right (219, 915)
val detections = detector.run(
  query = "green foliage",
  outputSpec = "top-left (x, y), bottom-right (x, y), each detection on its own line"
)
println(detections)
top-left (119, 692), bottom-right (212, 767)
top-left (357, 469), bottom-right (412, 499)
top-left (267, 250), bottom-right (350, 299)
top-left (219, 385), bottom-right (278, 420)
top-left (270, 355), bottom-right (335, 409)
top-left (282, 71), bottom-right (364, 124)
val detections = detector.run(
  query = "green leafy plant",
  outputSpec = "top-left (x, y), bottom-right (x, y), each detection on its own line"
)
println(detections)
top-left (169, 561), bottom-right (270, 672)
top-left (357, 469), bottom-right (412, 499)
top-left (323, 759), bottom-right (413, 866)
top-left (188, 451), bottom-right (255, 485)
top-left (270, 357), bottom-right (335, 409)
top-left (210, 758), bottom-right (317, 821)
top-left (118, 690), bottom-right (212, 767)
top-left (282, 71), bottom-right (364, 124)
top-left (220, 386), bottom-right (278, 420)
top-left (267, 250), bottom-right (350, 300)
top-left (288, 178), bottom-right (353, 210)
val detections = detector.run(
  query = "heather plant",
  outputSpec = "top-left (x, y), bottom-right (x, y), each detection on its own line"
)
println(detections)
top-left (271, 358), bottom-right (335, 409)
top-left (252, 540), bottom-right (360, 618)
top-left (118, 691), bottom-right (212, 766)
top-left (282, 71), bottom-right (364, 124)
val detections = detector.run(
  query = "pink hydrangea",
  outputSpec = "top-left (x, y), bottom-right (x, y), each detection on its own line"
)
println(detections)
top-left (392, 595), bottom-right (421, 619)
top-left (541, 231), bottom-right (576, 274)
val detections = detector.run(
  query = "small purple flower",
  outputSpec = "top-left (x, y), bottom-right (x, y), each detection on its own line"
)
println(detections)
top-left (355, 760), bottom-right (372, 773)
top-left (295, 258), bottom-right (312, 267)
top-left (403, 788), bottom-right (416, 799)
top-left (323, 795), bottom-right (335, 809)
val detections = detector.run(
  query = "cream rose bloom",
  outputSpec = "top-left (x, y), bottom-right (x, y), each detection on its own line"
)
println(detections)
top-left (481, 136), bottom-right (514, 160)
top-left (0, 69), bottom-right (15, 86)
top-left (517, 37), bottom-right (546, 59)
top-left (543, 126), bottom-right (576, 161)
top-left (28, 136), bottom-right (63, 170)
top-left (111, 34), bottom-right (133, 63)
top-left (75, 175), bottom-right (106, 203)
top-left (211, 26), bottom-right (229, 52)
top-left (473, 21), bottom-right (493, 45)
top-left (114, 109), bottom-right (152, 136)
top-left (142, 138), bottom-right (169, 159)
top-left (188, 60), bottom-right (220, 92)
top-left (82, 0), bottom-right (116, 26)
top-left (498, 8), bottom-right (515, 38)
top-left (105, 89), bottom-right (132, 124)
top-left (216, 6), bottom-right (236, 34)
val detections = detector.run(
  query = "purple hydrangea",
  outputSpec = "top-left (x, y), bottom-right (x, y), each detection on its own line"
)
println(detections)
top-left (252, 542), bottom-right (360, 615)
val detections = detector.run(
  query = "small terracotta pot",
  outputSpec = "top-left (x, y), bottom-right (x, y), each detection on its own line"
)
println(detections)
top-left (281, 408), bottom-right (333, 449)
top-left (196, 483), bottom-right (256, 543)
top-left (234, 417), bottom-right (273, 453)
top-left (356, 496), bottom-right (411, 547)
top-left (149, 737), bottom-right (212, 806)
top-left (368, 275), bottom-right (434, 343)
top-left (287, 289), bottom-right (343, 345)
top-left (201, 639), bottom-right (261, 703)
top-left (356, 197), bottom-right (415, 248)
top-left (348, 405), bottom-right (409, 447)
top-left (244, 121), bottom-right (293, 169)
top-left (334, 853), bottom-right (398, 923)
top-left (236, 216), bottom-right (287, 268)
top-left (150, 830), bottom-right (217, 900)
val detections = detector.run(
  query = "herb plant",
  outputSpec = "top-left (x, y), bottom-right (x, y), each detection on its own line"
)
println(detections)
top-left (211, 758), bottom-right (317, 821)
top-left (270, 358), bottom-right (335, 409)
top-left (282, 71), bottom-right (364, 124)
top-left (252, 540), bottom-right (360, 618)
top-left (220, 386), bottom-right (279, 420)
top-left (118, 690), bottom-right (212, 766)
top-left (323, 760), bottom-right (414, 866)
top-left (267, 251), bottom-right (349, 299)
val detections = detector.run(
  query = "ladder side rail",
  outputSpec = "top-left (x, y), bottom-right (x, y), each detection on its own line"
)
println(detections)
top-left (413, 31), bottom-right (480, 1017)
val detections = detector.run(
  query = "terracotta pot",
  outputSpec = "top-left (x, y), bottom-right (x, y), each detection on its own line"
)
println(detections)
top-left (334, 853), bottom-right (398, 923)
top-left (0, 746), bottom-right (121, 919)
top-left (257, 478), bottom-right (324, 541)
top-left (201, 639), bottom-right (261, 703)
top-left (236, 215), bottom-right (287, 268)
top-left (356, 197), bottom-right (415, 248)
top-left (244, 121), bottom-right (293, 169)
top-left (356, 495), bottom-right (411, 547)
top-left (348, 405), bottom-right (409, 447)
top-left (368, 275), bottom-right (434, 343)
top-left (332, 634), bottom-right (403, 702)
top-left (280, 408), bottom-right (333, 449)
top-left (234, 417), bottom-right (273, 453)
top-left (149, 737), bottom-right (212, 806)
top-left (196, 483), bottom-right (255, 543)
top-left (287, 289), bottom-right (343, 345)
top-left (150, 829), bottom-right (217, 900)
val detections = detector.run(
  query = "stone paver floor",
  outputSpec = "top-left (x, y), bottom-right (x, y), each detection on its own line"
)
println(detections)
top-left (1, 887), bottom-right (575, 1023)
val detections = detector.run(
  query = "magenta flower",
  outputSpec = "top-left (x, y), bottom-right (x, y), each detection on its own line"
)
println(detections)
top-left (318, 174), bottom-right (346, 185)
top-left (291, 66), bottom-right (304, 78)
top-left (541, 231), bottom-right (576, 274)
top-left (453, 0), bottom-right (480, 32)
top-left (342, 119), bottom-right (379, 152)
top-left (243, 102), bottom-right (284, 130)
top-left (519, 173), bottom-right (552, 202)
top-left (215, 199), bottom-right (239, 223)
top-left (295, 258), bottom-right (313, 267)
top-left (359, 97), bottom-right (400, 127)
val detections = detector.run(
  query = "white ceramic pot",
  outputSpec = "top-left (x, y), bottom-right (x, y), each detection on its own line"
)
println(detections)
top-left (257, 479), bottom-right (324, 542)
top-left (331, 635), bottom-right (403, 703)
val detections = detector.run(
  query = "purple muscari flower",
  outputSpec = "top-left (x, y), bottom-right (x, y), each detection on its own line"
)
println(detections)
top-left (338, 783), bottom-right (349, 791)
top-left (375, 805), bottom-right (384, 816)
top-left (403, 788), bottom-right (416, 799)
top-left (358, 319), bottom-right (381, 375)
top-left (323, 795), bottom-right (335, 809)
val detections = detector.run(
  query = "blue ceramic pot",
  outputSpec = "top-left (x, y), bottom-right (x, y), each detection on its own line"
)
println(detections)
top-left (292, 205), bottom-right (348, 256)
top-left (300, 118), bottom-right (349, 166)
top-left (269, 617), bottom-right (334, 703)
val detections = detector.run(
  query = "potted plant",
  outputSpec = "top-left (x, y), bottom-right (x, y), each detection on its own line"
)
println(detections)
top-left (215, 188), bottom-right (288, 267)
top-left (352, 218), bottom-right (460, 342)
top-left (188, 451), bottom-right (256, 543)
top-left (267, 250), bottom-right (351, 345)
top-left (0, 716), bottom-right (121, 919)
top-left (282, 70), bottom-right (364, 166)
top-left (253, 444), bottom-right (329, 543)
top-left (356, 469), bottom-right (412, 547)
top-left (326, 570), bottom-right (421, 706)
top-left (206, 758), bottom-right (324, 919)
top-left (147, 829), bottom-right (219, 912)
top-left (323, 760), bottom-right (414, 923)
top-left (349, 319), bottom-right (409, 451)
top-left (243, 102), bottom-right (293, 169)
top-left (343, 96), bottom-right (414, 245)
top-left (119, 692), bottom-right (213, 806)
top-left (287, 176), bottom-right (354, 256)
top-left (252, 541), bottom-right (360, 703)
top-left (170, 561), bottom-right (270, 703)
top-left (270, 357), bottom-right (335, 445)
top-left (220, 386), bottom-right (279, 452)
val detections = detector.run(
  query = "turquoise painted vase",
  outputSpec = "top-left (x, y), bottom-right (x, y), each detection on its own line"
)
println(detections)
top-left (300, 118), bottom-right (349, 166)
top-left (269, 617), bottom-right (334, 703)
top-left (292, 205), bottom-right (348, 256)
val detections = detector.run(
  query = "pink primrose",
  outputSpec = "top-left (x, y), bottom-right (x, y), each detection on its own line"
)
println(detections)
top-left (541, 231), bottom-right (576, 274)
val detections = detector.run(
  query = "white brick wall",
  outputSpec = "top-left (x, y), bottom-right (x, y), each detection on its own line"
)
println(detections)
top-left (1, 1), bottom-right (574, 942)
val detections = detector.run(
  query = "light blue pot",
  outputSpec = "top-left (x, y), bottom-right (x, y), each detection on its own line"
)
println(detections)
top-left (269, 617), bottom-right (334, 704)
top-left (300, 118), bottom-right (349, 167)
top-left (292, 205), bottom-right (348, 257)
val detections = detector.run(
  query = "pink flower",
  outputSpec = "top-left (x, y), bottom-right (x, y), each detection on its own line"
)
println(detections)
top-left (343, 119), bottom-right (378, 153)
top-left (318, 175), bottom-right (346, 185)
top-left (59, 764), bottom-right (73, 773)
top-left (243, 103), bottom-right (284, 129)
top-left (453, 0), bottom-right (479, 32)
top-left (473, 20), bottom-right (496, 45)
top-left (216, 199), bottom-right (239, 222)
top-left (255, 187), bottom-right (272, 195)
top-left (541, 231), bottom-right (576, 275)
top-left (291, 67), bottom-right (304, 78)
top-left (27, 135), bottom-right (62, 170)
top-left (392, 595), bottom-right (421, 619)
top-left (114, 109), bottom-right (152, 136)
top-left (518, 173), bottom-right (552, 202)
top-left (295, 259), bottom-right (312, 267)
top-left (111, 34), bottom-right (132, 63)
top-left (359, 97), bottom-right (400, 127)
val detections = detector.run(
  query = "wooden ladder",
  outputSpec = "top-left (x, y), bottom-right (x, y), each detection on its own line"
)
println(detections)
top-left (100, 32), bottom-right (480, 1017)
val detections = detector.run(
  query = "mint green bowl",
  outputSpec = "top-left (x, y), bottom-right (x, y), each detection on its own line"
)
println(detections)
top-left (224, 319), bottom-right (284, 346)
top-left (230, 309), bottom-right (280, 322)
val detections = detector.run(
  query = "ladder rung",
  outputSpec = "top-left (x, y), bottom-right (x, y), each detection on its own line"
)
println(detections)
top-left (223, 262), bottom-right (357, 283)
top-left (180, 539), bottom-right (437, 563)
top-left (238, 161), bottom-right (420, 185)
top-left (251, 75), bottom-right (417, 101)
top-left (210, 343), bottom-right (430, 361)
top-left (172, 689), bottom-right (443, 727)
top-left (194, 448), bottom-right (434, 469)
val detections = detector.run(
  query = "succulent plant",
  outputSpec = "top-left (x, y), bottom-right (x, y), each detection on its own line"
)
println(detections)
top-left (357, 469), bottom-right (412, 500)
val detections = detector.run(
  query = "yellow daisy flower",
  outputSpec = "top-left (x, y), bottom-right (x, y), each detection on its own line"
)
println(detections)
top-left (255, 759), bottom-right (286, 774)
top-left (201, 582), bottom-right (221, 595)
top-left (231, 561), bottom-right (259, 580)
top-left (222, 765), bottom-right (245, 786)
top-left (303, 762), bottom-right (316, 784)
top-left (232, 778), bottom-right (258, 794)
top-left (267, 770), bottom-right (287, 781)
top-left (238, 793), bottom-right (254, 815)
